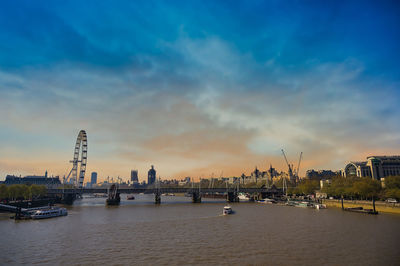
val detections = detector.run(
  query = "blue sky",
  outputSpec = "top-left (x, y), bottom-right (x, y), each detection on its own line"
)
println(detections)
top-left (0, 0), bottom-right (399, 181)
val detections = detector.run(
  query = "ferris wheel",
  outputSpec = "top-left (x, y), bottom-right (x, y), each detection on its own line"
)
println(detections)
top-left (65, 130), bottom-right (88, 188)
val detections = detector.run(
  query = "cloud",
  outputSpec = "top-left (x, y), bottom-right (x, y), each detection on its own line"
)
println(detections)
top-left (0, 1), bottom-right (399, 181)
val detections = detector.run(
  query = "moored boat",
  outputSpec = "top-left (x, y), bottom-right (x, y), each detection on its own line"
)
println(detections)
top-left (238, 192), bottom-right (250, 202)
top-left (313, 203), bottom-right (327, 209)
top-left (257, 198), bottom-right (277, 204)
top-left (296, 201), bottom-right (310, 208)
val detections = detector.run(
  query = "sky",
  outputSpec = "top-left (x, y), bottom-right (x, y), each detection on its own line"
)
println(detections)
top-left (0, 0), bottom-right (399, 182)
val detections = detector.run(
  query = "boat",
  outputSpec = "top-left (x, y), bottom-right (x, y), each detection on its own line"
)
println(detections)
top-left (31, 207), bottom-right (68, 219)
top-left (257, 198), bottom-right (277, 204)
top-left (223, 206), bottom-right (233, 215)
top-left (127, 195), bottom-right (135, 200)
top-left (313, 203), bottom-right (327, 209)
top-left (238, 192), bottom-right (251, 202)
top-left (296, 201), bottom-right (310, 208)
top-left (93, 193), bottom-right (107, 198)
top-left (344, 207), bottom-right (378, 215)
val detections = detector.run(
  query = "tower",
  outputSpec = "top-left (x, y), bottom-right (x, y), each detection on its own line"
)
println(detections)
top-left (131, 170), bottom-right (139, 183)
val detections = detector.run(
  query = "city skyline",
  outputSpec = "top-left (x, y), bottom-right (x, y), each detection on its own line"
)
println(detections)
top-left (1, 1), bottom-right (400, 181)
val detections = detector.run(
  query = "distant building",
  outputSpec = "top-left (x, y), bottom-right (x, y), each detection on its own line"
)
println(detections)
top-left (267, 165), bottom-right (278, 181)
top-left (306, 170), bottom-right (339, 180)
top-left (131, 170), bottom-right (139, 183)
top-left (91, 172), bottom-right (97, 185)
top-left (147, 165), bottom-right (156, 185)
top-left (179, 177), bottom-right (191, 186)
top-left (343, 155), bottom-right (400, 180)
top-left (250, 167), bottom-right (261, 183)
top-left (4, 174), bottom-right (61, 188)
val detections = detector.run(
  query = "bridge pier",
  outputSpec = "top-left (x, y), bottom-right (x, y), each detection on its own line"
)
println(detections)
top-left (62, 193), bottom-right (77, 205)
top-left (227, 191), bottom-right (239, 203)
top-left (155, 192), bottom-right (161, 204)
top-left (192, 191), bottom-right (201, 203)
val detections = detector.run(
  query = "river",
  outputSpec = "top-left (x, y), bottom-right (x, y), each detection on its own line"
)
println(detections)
top-left (1, 194), bottom-right (399, 265)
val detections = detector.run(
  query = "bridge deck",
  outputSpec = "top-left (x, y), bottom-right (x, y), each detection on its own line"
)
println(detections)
top-left (48, 188), bottom-right (282, 194)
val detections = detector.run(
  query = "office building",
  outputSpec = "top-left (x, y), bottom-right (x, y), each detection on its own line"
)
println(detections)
top-left (343, 155), bottom-right (400, 180)
top-left (91, 172), bottom-right (97, 185)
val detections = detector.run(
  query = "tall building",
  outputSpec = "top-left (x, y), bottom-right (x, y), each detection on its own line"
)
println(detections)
top-left (343, 155), bottom-right (400, 180)
top-left (131, 170), bottom-right (139, 183)
top-left (148, 165), bottom-right (156, 185)
top-left (91, 172), bottom-right (97, 185)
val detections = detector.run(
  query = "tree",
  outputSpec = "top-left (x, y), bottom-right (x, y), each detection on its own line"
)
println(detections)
top-left (297, 180), bottom-right (319, 195)
top-left (384, 176), bottom-right (400, 189)
top-left (383, 176), bottom-right (400, 200)
top-left (352, 178), bottom-right (381, 199)
top-left (0, 184), bottom-right (8, 200)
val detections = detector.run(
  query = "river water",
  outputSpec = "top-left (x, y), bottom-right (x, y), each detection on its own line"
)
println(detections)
top-left (1, 194), bottom-right (399, 265)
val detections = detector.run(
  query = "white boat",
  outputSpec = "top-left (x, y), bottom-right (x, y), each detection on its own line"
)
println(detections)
top-left (93, 193), bottom-right (107, 198)
top-left (31, 207), bottom-right (68, 219)
top-left (238, 192), bottom-right (250, 202)
top-left (314, 203), bottom-right (327, 209)
top-left (223, 206), bottom-right (233, 215)
top-left (257, 198), bottom-right (276, 204)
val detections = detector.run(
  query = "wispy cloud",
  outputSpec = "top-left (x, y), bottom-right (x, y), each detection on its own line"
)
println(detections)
top-left (0, 1), bottom-right (399, 181)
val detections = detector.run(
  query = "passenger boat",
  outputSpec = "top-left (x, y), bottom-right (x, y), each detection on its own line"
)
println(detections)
top-left (223, 206), bottom-right (233, 215)
top-left (31, 207), bottom-right (68, 219)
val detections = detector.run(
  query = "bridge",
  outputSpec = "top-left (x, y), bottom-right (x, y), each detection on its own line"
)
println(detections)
top-left (47, 187), bottom-right (283, 204)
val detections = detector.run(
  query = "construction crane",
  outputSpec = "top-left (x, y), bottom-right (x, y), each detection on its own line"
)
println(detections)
top-left (295, 152), bottom-right (303, 181)
top-left (281, 149), bottom-right (295, 183)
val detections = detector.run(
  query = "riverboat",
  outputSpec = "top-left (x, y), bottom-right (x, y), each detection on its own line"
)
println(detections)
top-left (223, 206), bottom-right (233, 215)
top-left (31, 207), bottom-right (68, 219)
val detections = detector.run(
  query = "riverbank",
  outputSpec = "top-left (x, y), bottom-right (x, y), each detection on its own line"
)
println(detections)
top-left (323, 199), bottom-right (400, 214)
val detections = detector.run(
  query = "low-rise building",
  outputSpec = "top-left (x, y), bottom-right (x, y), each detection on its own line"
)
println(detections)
top-left (3, 174), bottom-right (61, 188)
top-left (306, 169), bottom-right (339, 180)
